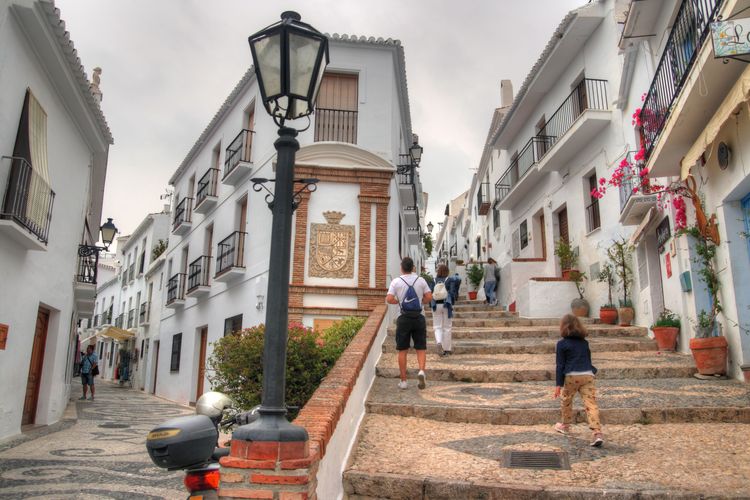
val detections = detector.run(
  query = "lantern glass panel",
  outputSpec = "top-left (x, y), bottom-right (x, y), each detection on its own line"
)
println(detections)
top-left (100, 219), bottom-right (117, 246)
top-left (288, 32), bottom-right (321, 98)
top-left (253, 33), bottom-right (282, 97)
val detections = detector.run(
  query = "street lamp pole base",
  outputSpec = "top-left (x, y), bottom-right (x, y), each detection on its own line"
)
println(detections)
top-left (232, 410), bottom-right (309, 443)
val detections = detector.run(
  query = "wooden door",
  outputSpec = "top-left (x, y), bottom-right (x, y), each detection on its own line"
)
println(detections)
top-left (196, 328), bottom-right (208, 401)
top-left (23, 308), bottom-right (49, 425)
top-left (558, 208), bottom-right (569, 245)
top-left (540, 214), bottom-right (547, 260)
top-left (244, 107), bottom-right (255, 161)
top-left (239, 198), bottom-right (247, 231)
top-left (152, 340), bottom-right (160, 394)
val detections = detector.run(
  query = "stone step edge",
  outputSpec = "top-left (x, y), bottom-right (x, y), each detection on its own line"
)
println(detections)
top-left (366, 402), bottom-right (750, 425)
top-left (375, 366), bottom-right (696, 382)
top-left (342, 470), bottom-right (710, 500)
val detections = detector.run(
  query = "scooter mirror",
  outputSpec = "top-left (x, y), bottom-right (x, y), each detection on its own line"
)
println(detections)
top-left (195, 391), bottom-right (234, 420)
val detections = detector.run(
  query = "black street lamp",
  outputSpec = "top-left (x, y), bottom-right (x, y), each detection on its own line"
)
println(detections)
top-left (409, 137), bottom-right (423, 166)
top-left (426, 221), bottom-right (434, 234)
top-left (234, 11), bottom-right (329, 444)
top-left (77, 218), bottom-right (118, 284)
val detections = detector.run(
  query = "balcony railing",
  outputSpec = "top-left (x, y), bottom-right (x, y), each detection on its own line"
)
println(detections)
top-left (196, 168), bottom-right (219, 208)
top-left (216, 231), bottom-right (246, 277)
top-left (76, 245), bottom-right (99, 284)
top-left (188, 255), bottom-right (211, 292)
top-left (127, 309), bottom-right (135, 329)
top-left (639, 0), bottom-right (722, 159)
top-left (224, 129), bottom-right (254, 178)
top-left (115, 313), bottom-right (124, 329)
top-left (495, 136), bottom-right (554, 203)
top-left (173, 197), bottom-right (193, 232)
top-left (314, 108), bottom-right (358, 144)
top-left (618, 151), bottom-right (648, 212)
top-left (166, 273), bottom-right (186, 305)
top-left (139, 301), bottom-right (150, 324)
top-left (586, 199), bottom-right (601, 233)
top-left (537, 79), bottom-right (608, 156)
top-left (128, 263), bottom-right (135, 282)
top-left (102, 310), bottom-right (112, 325)
top-left (398, 168), bottom-right (415, 185)
top-left (477, 182), bottom-right (491, 216)
top-left (93, 314), bottom-right (99, 327)
top-left (0, 157), bottom-right (55, 244)
top-left (449, 242), bottom-right (457, 257)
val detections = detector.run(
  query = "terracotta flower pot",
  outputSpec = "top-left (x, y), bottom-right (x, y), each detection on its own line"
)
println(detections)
top-left (618, 307), bottom-right (634, 326)
top-left (571, 298), bottom-right (589, 317)
top-left (599, 308), bottom-right (617, 325)
top-left (689, 336), bottom-right (728, 375)
top-left (651, 326), bottom-right (679, 351)
top-left (561, 268), bottom-right (577, 280)
top-left (468, 291), bottom-right (478, 300)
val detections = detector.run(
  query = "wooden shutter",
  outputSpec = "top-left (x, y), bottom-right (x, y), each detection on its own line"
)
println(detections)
top-left (558, 209), bottom-right (569, 245)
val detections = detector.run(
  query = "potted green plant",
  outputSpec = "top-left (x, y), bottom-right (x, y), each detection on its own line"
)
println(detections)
top-left (682, 225), bottom-right (727, 375)
top-left (651, 309), bottom-right (680, 351)
top-left (607, 238), bottom-right (635, 326)
top-left (596, 262), bottom-right (617, 324)
top-left (554, 239), bottom-right (577, 279)
top-left (466, 263), bottom-right (483, 300)
top-left (569, 270), bottom-right (589, 317)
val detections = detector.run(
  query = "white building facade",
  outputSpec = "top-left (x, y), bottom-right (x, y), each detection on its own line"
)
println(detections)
top-left (156, 35), bottom-right (425, 405)
top-left (0, 0), bottom-right (112, 439)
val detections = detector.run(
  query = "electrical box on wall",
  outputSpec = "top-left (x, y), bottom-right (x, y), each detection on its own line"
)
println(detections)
top-left (679, 271), bottom-right (692, 292)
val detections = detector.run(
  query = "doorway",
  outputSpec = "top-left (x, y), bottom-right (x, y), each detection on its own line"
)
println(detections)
top-left (23, 307), bottom-right (50, 425)
top-left (557, 208), bottom-right (569, 245)
top-left (195, 328), bottom-right (208, 402)
top-left (152, 340), bottom-right (160, 394)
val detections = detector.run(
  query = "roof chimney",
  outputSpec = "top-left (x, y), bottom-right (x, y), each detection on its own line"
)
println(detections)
top-left (500, 79), bottom-right (513, 109)
top-left (90, 67), bottom-right (103, 104)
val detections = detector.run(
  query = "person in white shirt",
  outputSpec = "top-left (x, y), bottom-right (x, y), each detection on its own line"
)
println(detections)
top-left (386, 257), bottom-right (433, 389)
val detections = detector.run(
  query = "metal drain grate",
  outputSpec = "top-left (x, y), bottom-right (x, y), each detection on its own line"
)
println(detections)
top-left (502, 450), bottom-right (570, 470)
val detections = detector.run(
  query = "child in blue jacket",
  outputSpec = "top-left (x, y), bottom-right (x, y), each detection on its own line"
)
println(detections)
top-left (553, 314), bottom-right (603, 447)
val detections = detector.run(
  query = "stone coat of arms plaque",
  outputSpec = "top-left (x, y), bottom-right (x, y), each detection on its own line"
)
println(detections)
top-left (309, 211), bottom-right (356, 278)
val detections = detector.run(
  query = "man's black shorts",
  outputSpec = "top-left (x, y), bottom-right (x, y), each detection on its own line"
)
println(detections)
top-left (395, 312), bottom-right (426, 350)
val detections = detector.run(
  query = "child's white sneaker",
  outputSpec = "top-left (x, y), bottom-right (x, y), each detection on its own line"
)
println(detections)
top-left (417, 370), bottom-right (426, 389)
top-left (554, 422), bottom-right (570, 435)
top-left (398, 380), bottom-right (408, 390)
top-left (590, 433), bottom-right (604, 447)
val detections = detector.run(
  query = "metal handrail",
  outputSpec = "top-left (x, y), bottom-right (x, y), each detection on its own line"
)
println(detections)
top-left (166, 273), bottom-right (186, 304)
top-left (188, 255), bottom-right (211, 291)
top-left (196, 168), bottom-right (219, 207)
top-left (224, 129), bottom-right (254, 177)
top-left (173, 197), bottom-right (193, 231)
top-left (216, 231), bottom-right (247, 276)
top-left (639, 0), bottom-right (722, 158)
top-left (0, 156), bottom-right (55, 244)
top-left (314, 108), bottom-right (358, 144)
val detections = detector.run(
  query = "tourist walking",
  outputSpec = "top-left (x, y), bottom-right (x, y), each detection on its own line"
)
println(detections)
top-left (80, 345), bottom-right (98, 401)
top-left (447, 272), bottom-right (461, 303)
top-left (553, 314), bottom-right (603, 447)
top-left (483, 258), bottom-right (499, 306)
top-left (431, 264), bottom-right (454, 356)
top-left (386, 257), bottom-right (433, 390)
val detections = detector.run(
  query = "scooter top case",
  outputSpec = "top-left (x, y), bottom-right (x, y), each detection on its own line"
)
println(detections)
top-left (147, 414), bottom-right (218, 470)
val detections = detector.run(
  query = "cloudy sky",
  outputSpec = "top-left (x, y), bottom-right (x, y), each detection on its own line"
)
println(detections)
top-left (56, 0), bottom-right (586, 242)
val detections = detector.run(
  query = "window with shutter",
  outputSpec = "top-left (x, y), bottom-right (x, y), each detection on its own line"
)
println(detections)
top-left (170, 333), bottom-right (182, 372)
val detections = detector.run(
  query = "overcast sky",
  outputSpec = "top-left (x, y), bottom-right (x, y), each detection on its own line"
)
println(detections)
top-left (56, 0), bottom-right (586, 244)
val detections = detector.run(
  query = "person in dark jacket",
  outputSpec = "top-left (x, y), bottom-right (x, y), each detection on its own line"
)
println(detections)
top-left (553, 314), bottom-right (603, 447)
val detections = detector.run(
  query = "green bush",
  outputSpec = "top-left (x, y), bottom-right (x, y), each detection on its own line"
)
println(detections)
top-left (207, 317), bottom-right (365, 419)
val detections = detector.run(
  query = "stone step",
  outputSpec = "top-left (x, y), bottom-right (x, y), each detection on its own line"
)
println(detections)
top-left (365, 377), bottom-right (750, 425)
top-left (375, 352), bottom-right (696, 382)
top-left (425, 309), bottom-right (519, 319)
top-left (381, 336), bottom-right (659, 355)
top-left (434, 303), bottom-right (507, 312)
top-left (424, 317), bottom-right (599, 328)
top-left (344, 415), bottom-right (750, 499)
top-left (386, 325), bottom-right (648, 340)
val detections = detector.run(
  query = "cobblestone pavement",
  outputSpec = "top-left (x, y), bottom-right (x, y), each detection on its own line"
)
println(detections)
top-left (0, 382), bottom-right (192, 499)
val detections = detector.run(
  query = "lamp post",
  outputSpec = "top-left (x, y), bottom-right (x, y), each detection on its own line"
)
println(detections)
top-left (76, 218), bottom-right (118, 284)
top-left (426, 221), bottom-right (434, 234)
top-left (233, 11), bottom-right (329, 444)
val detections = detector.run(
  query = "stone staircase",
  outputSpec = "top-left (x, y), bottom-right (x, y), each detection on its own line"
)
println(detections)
top-left (343, 302), bottom-right (750, 499)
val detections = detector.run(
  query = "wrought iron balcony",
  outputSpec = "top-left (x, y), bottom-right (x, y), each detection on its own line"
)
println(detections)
top-left (195, 168), bottom-right (219, 213)
top-left (172, 197), bottom-right (193, 235)
top-left (0, 157), bottom-right (55, 250)
top-left (224, 129), bottom-right (254, 184)
top-left (93, 314), bottom-right (99, 327)
top-left (215, 231), bottom-right (246, 281)
top-left (128, 263), bottom-right (135, 282)
top-left (639, 0), bottom-right (722, 160)
top-left (495, 136), bottom-right (554, 206)
top-left (618, 151), bottom-right (658, 225)
top-left (102, 310), bottom-right (112, 325)
top-left (476, 182), bottom-right (491, 216)
top-left (314, 108), bottom-right (358, 144)
top-left (450, 242), bottom-right (457, 257)
top-left (139, 301), bottom-right (150, 325)
top-left (76, 245), bottom-right (99, 285)
top-left (166, 273), bottom-right (187, 307)
top-left (127, 309), bottom-right (135, 329)
top-left (187, 255), bottom-right (211, 297)
top-left (115, 313), bottom-right (124, 329)
top-left (585, 199), bottom-right (601, 233)
top-left (398, 168), bottom-right (414, 185)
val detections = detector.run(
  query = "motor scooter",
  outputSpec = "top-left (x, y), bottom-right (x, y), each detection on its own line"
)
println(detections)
top-left (146, 392), bottom-right (257, 499)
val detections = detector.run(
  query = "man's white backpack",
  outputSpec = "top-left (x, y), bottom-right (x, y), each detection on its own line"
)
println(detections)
top-left (433, 281), bottom-right (448, 301)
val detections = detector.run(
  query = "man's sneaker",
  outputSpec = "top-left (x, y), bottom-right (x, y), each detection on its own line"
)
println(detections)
top-left (398, 380), bottom-right (408, 390)
top-left (78, 396), bottom-right (86, 401)
top-left (417, 370), bottom-right (426, 389)
top-left (554, 422), bottom-right (570, 435)
top-left (436, 343), bottom-right (445, 356)
top-left (591, 433), bottom-right (604, 447)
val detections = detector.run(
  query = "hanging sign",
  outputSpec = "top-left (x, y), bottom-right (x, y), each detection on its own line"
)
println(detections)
top-left (656, 217), bottom-right (671, 253)
top-left (711, 18), bottom-right (750, 58)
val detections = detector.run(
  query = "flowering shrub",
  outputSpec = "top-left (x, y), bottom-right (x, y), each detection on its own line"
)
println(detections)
top-left (208, 317), bottom-right (365, 417)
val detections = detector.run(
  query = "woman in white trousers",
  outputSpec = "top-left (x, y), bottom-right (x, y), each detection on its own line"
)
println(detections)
top-left (431, 264), bottom-right (454, 356)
